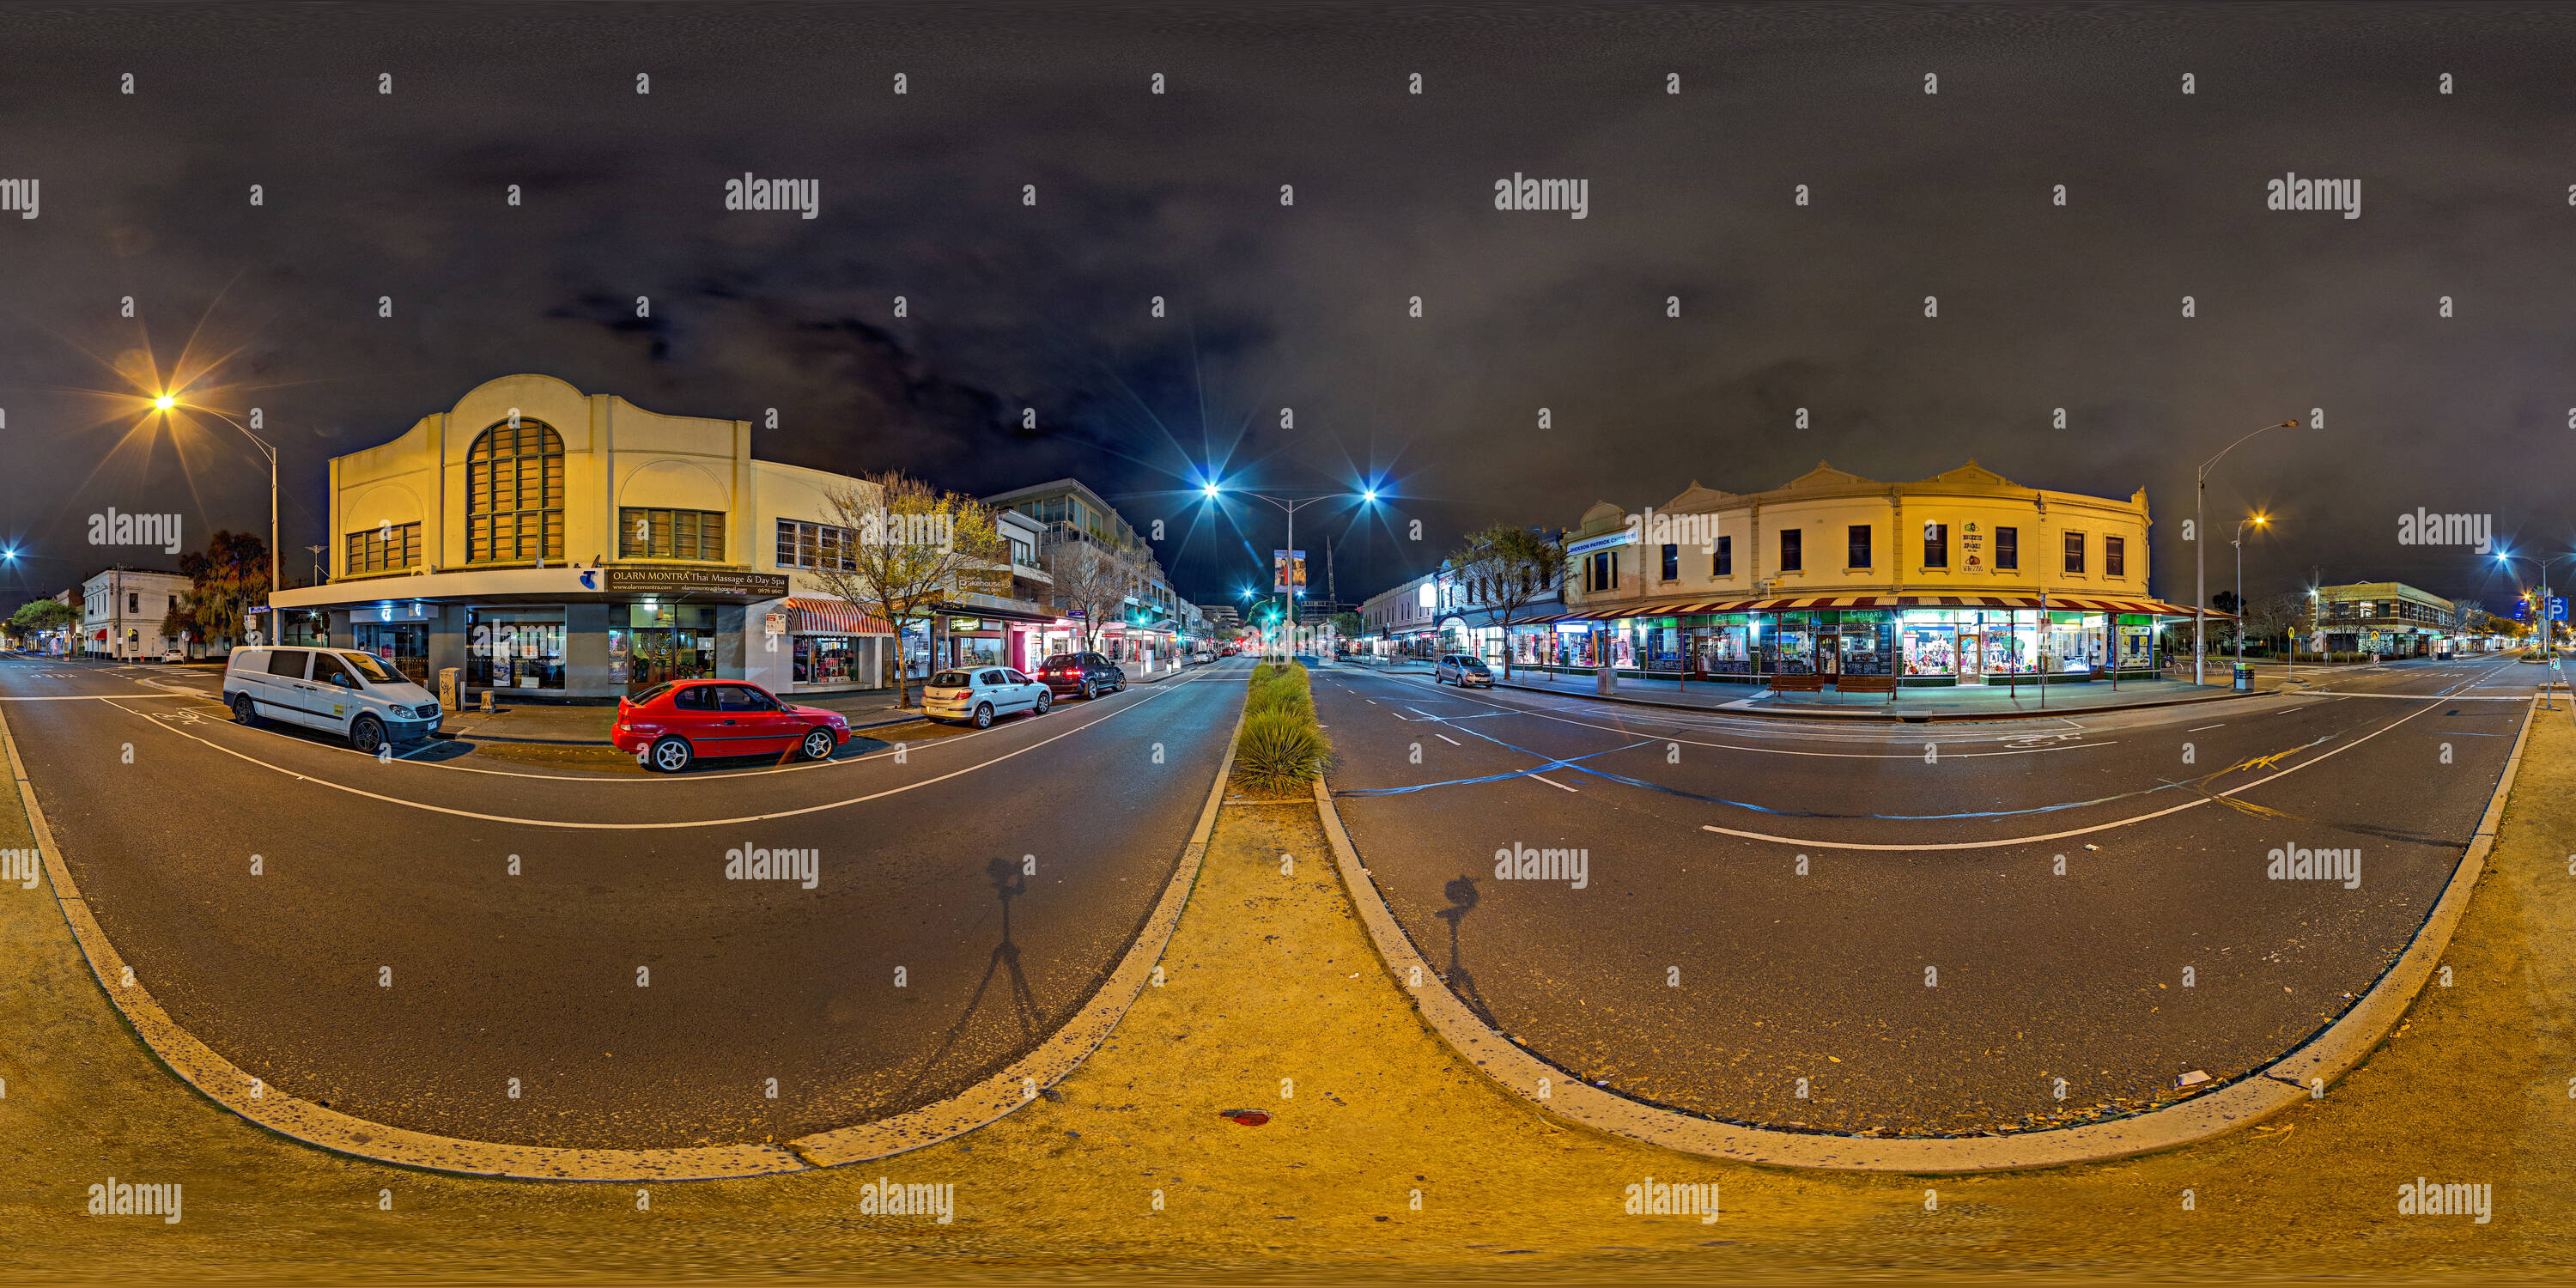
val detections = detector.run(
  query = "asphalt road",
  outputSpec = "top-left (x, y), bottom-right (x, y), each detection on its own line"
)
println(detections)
top-left (1318, 653), bottom-right (2539, 1136)
top-left (3, 654), bottom-right (1249, 1150)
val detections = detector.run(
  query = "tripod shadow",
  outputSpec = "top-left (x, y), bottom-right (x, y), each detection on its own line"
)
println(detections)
top-left (900, 855), bottom-right (1044, 1097)
top-left (1435, 874), bottom-right (1495, 1021)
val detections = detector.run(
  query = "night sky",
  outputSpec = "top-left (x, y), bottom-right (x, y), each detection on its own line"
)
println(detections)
top-left (4, 2), bottom-right (2573, 616)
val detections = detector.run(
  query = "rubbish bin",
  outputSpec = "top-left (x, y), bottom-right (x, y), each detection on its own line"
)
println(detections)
top-left (1595, 663), bottom-right (1618, 696)
top-left (2232, 664), bottom-right (2253, 691)
top-left (438, 667), bottom-right (460, 713)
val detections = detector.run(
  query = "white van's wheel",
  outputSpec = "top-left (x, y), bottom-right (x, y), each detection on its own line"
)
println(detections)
top-left (350, 714), bottom-right (387, 755)
top-left (232, 694), bottom-right (260, 727)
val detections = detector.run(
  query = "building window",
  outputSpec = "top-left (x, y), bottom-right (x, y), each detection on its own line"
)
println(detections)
top-left (127, 592), bottom-right (138, 614)
top-left (2105, 536), bottom-right (2126, 578)
top-left (1661, 543), bottom-right (1679, 580)
top-left (1779, 527), bottom-right (1803, 573)
top-left (1922, 522), bottom-right (1947, 568)
top-left (621, 507), bottom-right (729, 562)
top-left (775, 518), bottom-right (856, 571)
top-left (465, 421), bottom-right (565, 563)
top-left (1714, 535), bottom-right (1732, 577)
top-left (1996, 526), bottom-right (2019, 570)
top-left (347, 522), bottom-right (421, 575)
top-left (2063, 532), bottom-right (2086, 574)
top-left (1585, 550), bottom-right (1619, 592)
top-left (1847, 525), bottom-right (1871, 569)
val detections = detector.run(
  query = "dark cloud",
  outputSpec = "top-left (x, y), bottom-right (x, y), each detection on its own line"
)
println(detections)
top-left (2, 3), bottom-right (2570, 615)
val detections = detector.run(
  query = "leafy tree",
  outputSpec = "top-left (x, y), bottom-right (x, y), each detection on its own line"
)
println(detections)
top-left (7, 598), bottom-right (76, 643)
top-left (174, 530), bottom-right (272, 649)
top-left (1443, 524), bottom-right (1565, 679)
top-left (806, 472), bottom-right (1005, 709)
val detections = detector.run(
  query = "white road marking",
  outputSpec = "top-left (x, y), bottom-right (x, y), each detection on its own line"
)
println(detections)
top-left (1700, 694), bottom-right (2512, 851)
top-left (1435, 733), bottom-right (1461, 745)
top-left (1352, 673), bottom-right (2117, 760)
top-left (1525, 773), bottom-right (1579, 792)
top-left (2187, 723), bottom-right (2225, 732)
top-left (83, 671), bottom-right (1229, 827)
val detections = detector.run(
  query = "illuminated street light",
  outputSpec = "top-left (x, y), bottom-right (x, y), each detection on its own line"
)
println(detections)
top-left (143, 390), bottom-right (279, 616)
top-left (2196, 421), bottom-right (2298, 684)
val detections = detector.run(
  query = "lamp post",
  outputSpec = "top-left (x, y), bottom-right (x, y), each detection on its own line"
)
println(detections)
top-left (2232, 513), bottom-right (2268, 677)
top-left (1202, 480), bottom-right (1373, 661)
top-left (152, 396), bottom-right (279, 641)
top-left (2196, 421), bottom-right (2298, 685)
top-left (2495, 550), bottom-right (2573, 706)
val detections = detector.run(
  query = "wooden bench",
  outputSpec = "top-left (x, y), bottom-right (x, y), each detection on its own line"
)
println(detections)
top-left (1767, 671), bottom-right (1825, 694)
top-left (1834, 673), bottom-right (1898, 700)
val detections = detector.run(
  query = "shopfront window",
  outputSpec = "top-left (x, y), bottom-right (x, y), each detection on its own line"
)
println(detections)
top-left (1767, 613), bottom-right (1814, 674)
top-left (2044, 611), bottom-right (2093, 673)
top-left (350, 622), bottom-right (430, 685)
top-left (618, 603), bottom-right (716, 692)
top-left (1696, 618), bottom-right (1753, 674)
top-left (1637, 619), bottom-right (1684, 674)
top-left (794, 635), bottom-right (865, 685)
top-left (470, 608), bottom-right (568, 690)
top-left (1902, 614), bottom-right (1957, 676)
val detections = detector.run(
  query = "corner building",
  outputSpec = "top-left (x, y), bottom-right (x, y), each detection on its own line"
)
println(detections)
top-left (269, 374), bottom-right (899, 702)
top-left (1540, 462), bottom-right (2203, 684)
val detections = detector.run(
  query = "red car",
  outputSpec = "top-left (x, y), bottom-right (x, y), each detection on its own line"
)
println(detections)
top-left (611, 678), bottom-right (850, 772)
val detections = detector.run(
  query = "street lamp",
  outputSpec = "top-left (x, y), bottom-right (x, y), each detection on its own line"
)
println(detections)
top-left (2494, 549), bottom-right (2574, 659)
top-left (1200, 477), bottom-right (1376, 660)
top-left (2233, 513), bottom-right (2268, 676)
top-left (2196, 421), bottom-right (2298, 685)
top-left (149, 394), bottom-right (279, 639)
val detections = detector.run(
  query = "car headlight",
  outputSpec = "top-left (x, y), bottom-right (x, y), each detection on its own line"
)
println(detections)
top-left (388, 705), bottom-right (414, 718)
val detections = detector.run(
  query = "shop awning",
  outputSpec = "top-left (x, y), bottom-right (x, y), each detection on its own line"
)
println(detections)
top-left (1516, 594), bottom-right (2227, 622)
top-left (783, 597), bottom-right (893, 636)
top-left (931, 600), bottom-right (1060, 625)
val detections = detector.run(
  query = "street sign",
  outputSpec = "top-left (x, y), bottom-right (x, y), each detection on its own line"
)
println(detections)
top-left (2553, 598), bottom-right (2568, 623)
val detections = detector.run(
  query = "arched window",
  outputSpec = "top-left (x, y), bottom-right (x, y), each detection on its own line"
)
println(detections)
top-left (465, 421), bottom-right (564, 563)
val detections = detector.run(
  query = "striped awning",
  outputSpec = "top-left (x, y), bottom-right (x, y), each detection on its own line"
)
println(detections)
top-left (1516, 594), bottom-right (2224, 623)
top-left (784, 597), bottom-right (893, 636)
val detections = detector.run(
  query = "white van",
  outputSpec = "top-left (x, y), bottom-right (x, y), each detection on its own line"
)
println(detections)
top-left (222, 645), bottom-right (442, 753)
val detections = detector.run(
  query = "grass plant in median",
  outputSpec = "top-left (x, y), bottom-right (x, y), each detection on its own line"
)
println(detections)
top-left (1236, 662), bottom-right (1330, 796)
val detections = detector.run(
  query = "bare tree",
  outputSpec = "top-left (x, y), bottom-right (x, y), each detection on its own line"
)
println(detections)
top-left (1443, 523), bottom-right (1566, 680)
top-left (806, 471), bottom-right (1004, 709)
top-left (1042, 537), bottom-right (1135, 655)
top-left (2241, 591), bottom-right (2306, 657)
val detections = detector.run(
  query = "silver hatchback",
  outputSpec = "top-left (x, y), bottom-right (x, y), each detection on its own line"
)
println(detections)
top-left (1434, 653), bottom-right (1494, 687)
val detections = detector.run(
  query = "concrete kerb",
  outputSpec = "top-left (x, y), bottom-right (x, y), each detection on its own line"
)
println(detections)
top-left (1491, 676), bottom-right (2262, 723)
top-left (0, 681), bottom-right (1247, 1182)
top-left (1308, 695), bottom-right (2540, 1173)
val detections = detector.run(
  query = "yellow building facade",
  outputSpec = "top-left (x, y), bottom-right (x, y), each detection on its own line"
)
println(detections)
top-left (1539, 462), bottom-right (2197, 684)
top-left (270, 374), bottom-right (905, 700)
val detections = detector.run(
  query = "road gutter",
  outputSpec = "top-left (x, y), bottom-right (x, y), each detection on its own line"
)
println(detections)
top-left (1308, 696), bottom-right (2541, 1172)
top-left (0, 675), bottom-right (1247, 1182)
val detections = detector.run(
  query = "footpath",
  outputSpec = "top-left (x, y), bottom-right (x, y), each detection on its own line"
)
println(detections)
top-left (2, 699), bottom-right (2570, 1279)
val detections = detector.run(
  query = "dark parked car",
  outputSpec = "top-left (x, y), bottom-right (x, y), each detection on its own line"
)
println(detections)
top-left (1037, 652), bottom-right (1127, 698)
